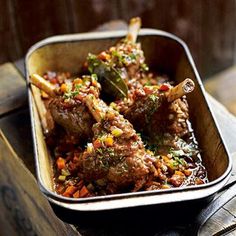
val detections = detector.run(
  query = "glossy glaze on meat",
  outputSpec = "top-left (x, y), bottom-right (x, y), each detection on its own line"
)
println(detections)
top-left (30, 17), bottom-right (208, 198)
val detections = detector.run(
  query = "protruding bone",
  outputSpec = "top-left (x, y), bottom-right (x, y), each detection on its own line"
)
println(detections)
top-left (30, 74), bottom-right (58, 98)
top-left (85, 94), bottom-right (108, 123)
top-left (126, 17), bottom-right (141, 44)
top-left (167, 78), bottom-right (195, 102)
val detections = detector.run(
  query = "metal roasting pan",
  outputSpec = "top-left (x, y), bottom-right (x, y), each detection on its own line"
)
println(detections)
top-left (25, 29), bottom-right (232, 214)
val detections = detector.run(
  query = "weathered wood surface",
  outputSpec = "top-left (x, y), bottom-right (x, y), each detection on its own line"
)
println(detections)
top-left (1, 0), bottom-right (236, 78)
top-left (0, 63), bottom-right (27, 115)
top-left (0, 130), bottom-right (79, 236)
top-left (204, 65), bottom-right (236, 116)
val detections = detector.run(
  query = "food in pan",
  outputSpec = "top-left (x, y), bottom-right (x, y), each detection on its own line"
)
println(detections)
top-left (30, 17), bottom-right (208, 198)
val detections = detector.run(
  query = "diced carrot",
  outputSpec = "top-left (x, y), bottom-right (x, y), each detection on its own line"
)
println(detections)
top-left (106, 111), bottom-right (115, 120)
top-left (143, 86), bottom-right (153, 95)
top-left (98, 51), bottom-right (110, 61)
top-left (74, 94), bottom-right (84, 101)
top-left (184, 169), bottom-right (192, 176)
top-left (56, 185), bottom-right (65, 194)
top-left (73, 190), bottom-right (80, 198)
top-left (62, 192), bottom-right (70, 197)
top-left (62, 186), bottom-right (78, 197)
top-left (104, 136), bottom-right (114, 147)
top-left (74, 78), bottom-right (83, 84)
top-left (93, 139), bottom-right (102, 149)
top-left (60, 83), bottom-right (68, 93)
top-left (56, 157), bottom-right (66, 170)
top-left (91, 76), bottom-right (98, 87)
top-left (162, 155), bottom-right (170, 163)
top-left (175, 170), bottom-right (185, 176)
top-left (80, 186), bottom-right (89, 197)
top-left (195, 178), bottom-right (204, 185)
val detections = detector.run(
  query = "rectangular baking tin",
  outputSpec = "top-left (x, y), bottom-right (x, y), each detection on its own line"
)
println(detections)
top-left (26, 29), bottom-right (232, 211)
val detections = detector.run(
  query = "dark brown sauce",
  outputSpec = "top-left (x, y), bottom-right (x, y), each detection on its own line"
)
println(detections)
top-left (42, 71), bottom-right (208, 198)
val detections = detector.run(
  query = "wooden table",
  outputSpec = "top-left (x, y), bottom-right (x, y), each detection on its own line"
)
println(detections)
top-left (1, 54), bottom-right (236, 236)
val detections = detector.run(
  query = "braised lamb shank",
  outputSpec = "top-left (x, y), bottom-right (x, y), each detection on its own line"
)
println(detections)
top-left (30, 73), bottom-right (100, 142)
top-left (79, 94), bottom-right (160, 193)
top-left (124, 78), bottom-right (195, 138)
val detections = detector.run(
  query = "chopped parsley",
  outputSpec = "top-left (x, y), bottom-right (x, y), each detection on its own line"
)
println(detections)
top-left (141, 63), bottom-right (149, 72)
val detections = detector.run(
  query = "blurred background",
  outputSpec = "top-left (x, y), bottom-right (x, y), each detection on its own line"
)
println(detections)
top-left (1, 0), bottom-right (236, 113)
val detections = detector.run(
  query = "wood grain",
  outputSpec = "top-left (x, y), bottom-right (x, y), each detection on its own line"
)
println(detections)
top-left (0, 0), bottom-right (22, 62)
top-left (0, 0), bottom-right (236, 79)
top-left (0, 63), bottom-right (27, 115)
top-left (204, 65), bottom-right (236, 116)
top-left (0, 108), bottom-right (35, 175)
top-left (13, 0), bottom-right (71, 53)
top-left (200, 154), bottom-right (236, 236)
top-left (0, 130), bottom-right (79, 236)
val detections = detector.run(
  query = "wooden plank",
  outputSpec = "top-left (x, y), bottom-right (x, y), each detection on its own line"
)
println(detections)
top-left (0, 108), bottom-right (35, 175)
top-left (200, 153), bottom-right (236, 235)
top-left (68, 0), bottom-right (120, 32)
top-left (118, 0), bottom-right (203, 76)
top-left (201, 0), bottom-right (236, 78)
top-left (206, 94), bottom-right (236, 154)
top-left (9, 0), bottom-right (71, 55)
top-left (0, 0), bottom-right (22, 63)
top-left (0, 130), bottom-right (79, 236)
top-left (204, 65), bottom-right (236, 116)
top-left (200, 208), bottom-right (236, 235)
top-left (14, 58), bottom-right (25, 77)
top-left (0, 63), bottom-right (27, 115)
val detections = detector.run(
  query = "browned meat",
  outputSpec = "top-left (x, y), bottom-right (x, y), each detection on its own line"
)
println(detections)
top-left (49, 98), bottom-right (95, 141)
top-left (90, 17), bottom-right (146, 82)
top-left (123, 82), bottom-right (191, 138)
top-left (78, 94), bottom-right (158, 193)
top-left (31, 73), bottom-right (101, 142)
top-left (49, 77), bottom-right (100, 142)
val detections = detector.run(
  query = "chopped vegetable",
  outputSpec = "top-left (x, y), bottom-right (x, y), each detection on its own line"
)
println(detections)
top-left (61, 168), bottom-right (70, 176)
top-left (63, 186), bottom-right (78, 197)
top-left (74, 78), bottom-right (83, 84)
top-left (87, 143), bottom-right (94, 153)
top-left (37, 17), bottom-right (208, 200)
top-left (93, 139), bottom-right (102, 149)
top-left (104, 136), bottom-right (114, 147)
top-left (56, 157), bottom-right (66, 170)
top-left (111, 128), bottom-right (123, 137)
top-left (58, 175), bottom-right (66, 181)
top-left (80, 186), bottom-right (89, 197)
top-left (73, 190), bottom-right (80, 198)
top-left (159, 84), bottom-right (170, 91)
top-left (60, 83), bottom-right (68, 93)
